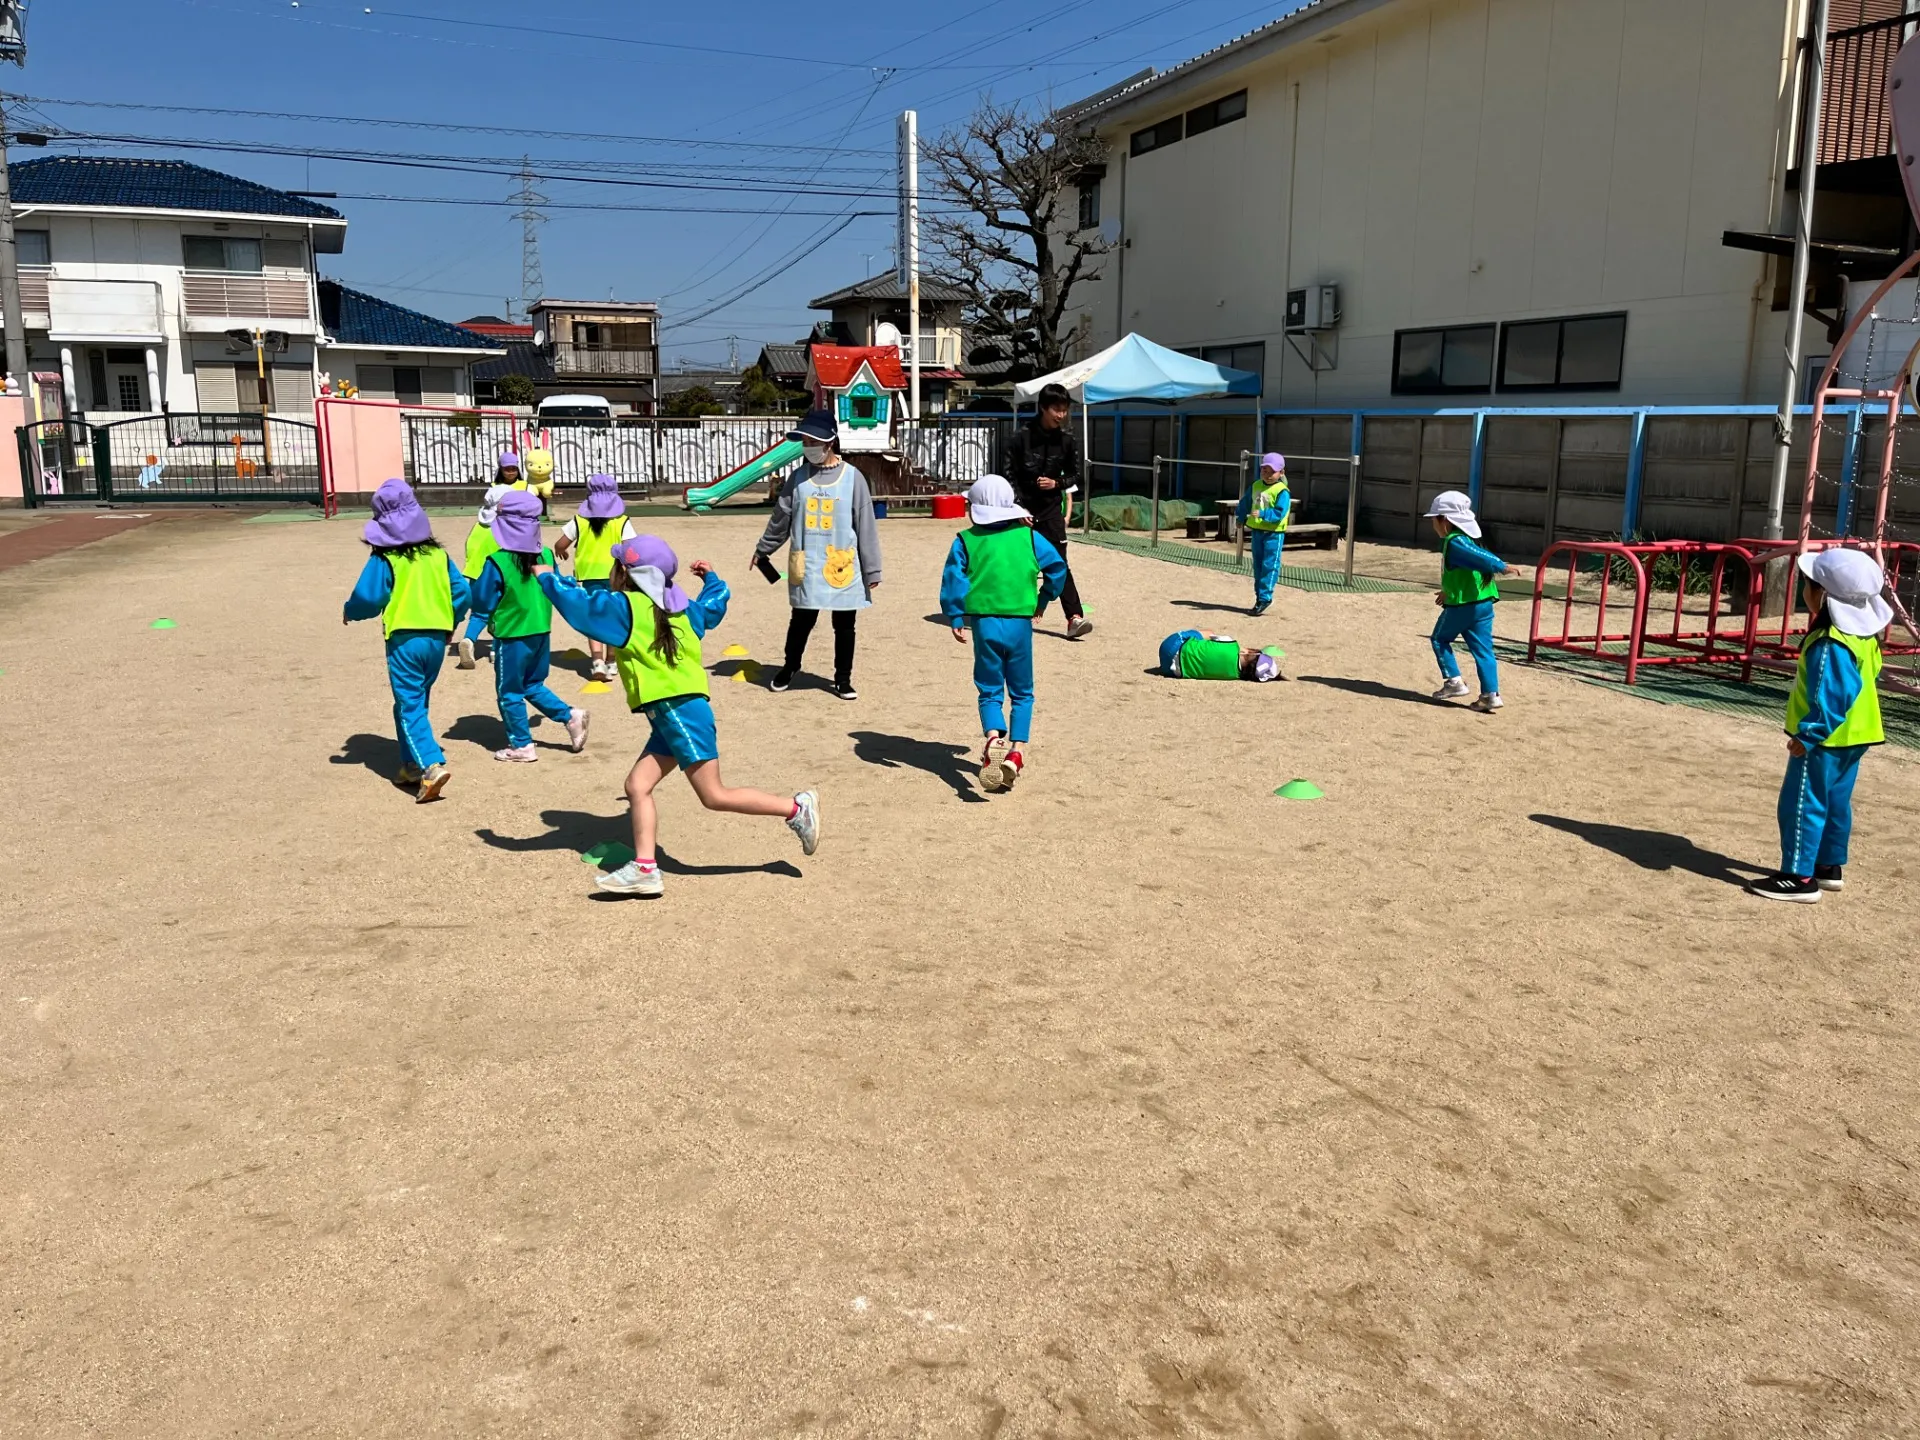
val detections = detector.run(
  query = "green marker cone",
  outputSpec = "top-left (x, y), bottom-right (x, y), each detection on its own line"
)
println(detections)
top-left (1261, 645), bottom-right (1286, 659)
top-left (581, 841), bottom-right (636, 869)
top-left (1274, 779), bottom-right (1323, 800)
top-left (150, 618), bottom-right (176, 629)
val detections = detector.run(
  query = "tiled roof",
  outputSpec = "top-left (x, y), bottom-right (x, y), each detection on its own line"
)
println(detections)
top-left (473, 341), bottom-right (556, 382)
top-left (460, 317), bottom-right (536, 340)
top-left (1059, 0), bottom-right (1343, 122)
top-left (319, 280), bottom-right (502, 351)
top-left (808, 273), bottom-right (971, 308)
top-left (757, 342), bottom-right (809, 378)
top-left (810, 345), bottom-right (908, 391)
top-left (10, 155), bottom-right (345, 219)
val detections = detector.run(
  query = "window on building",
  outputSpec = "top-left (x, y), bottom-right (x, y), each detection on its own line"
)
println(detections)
top-left (1185, 89), bottom-right (1248, 137)
top-left (15, 229), bottom-right (48, 266)
top-left (1497, 312), bottom-right (1627, 392)
top-left (1130, 115), bottom-right (1183, 157)
top-left (182, 235), bottom-right (264, 272)
top-left (1392, 324), bottom-right (1496, 395)
top-left (263, 238), bottom-right (305, 269)
top-left (1077, 176), bottom-right (1102, 231)
top-left (1200, 342), bottom-right (1265, 395)
top-left (393, 366), bottom-right (424, 406)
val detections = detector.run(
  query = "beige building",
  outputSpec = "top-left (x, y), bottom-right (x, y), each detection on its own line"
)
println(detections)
top-left (1060, 0), bottom-right (1881, 411)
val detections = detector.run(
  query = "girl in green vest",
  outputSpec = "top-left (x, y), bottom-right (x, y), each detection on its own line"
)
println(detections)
top-left (1748, 548), bottom-right (1892, 904)
top-left (539, 536), bottom-right (821, 898)
top-left (468, 489), bottom-right (590, 763)
top-left (342, 479), bottom-right (471, 802)
top-left (1157, 631), bottom-right (1283, 682)
top-left (938, 475), bottom-right (1069, 791)
top-left (456, 484), bottom-right (508, 670)
top-left (552, 473), bottom-right (636, 682)
top-left (1424, 491), bottom-right (1516, 712)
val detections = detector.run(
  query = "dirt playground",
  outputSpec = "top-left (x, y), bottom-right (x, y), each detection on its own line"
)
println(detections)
top-left (2, 507), bottom-right (1918, 1437)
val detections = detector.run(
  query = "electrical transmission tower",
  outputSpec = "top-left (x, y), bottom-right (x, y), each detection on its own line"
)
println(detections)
top-left (511, 157), bottom-right (546, 323)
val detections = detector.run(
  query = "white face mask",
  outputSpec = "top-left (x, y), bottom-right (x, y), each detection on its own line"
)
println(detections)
top-left (802, 443), bottom-right (831, 466)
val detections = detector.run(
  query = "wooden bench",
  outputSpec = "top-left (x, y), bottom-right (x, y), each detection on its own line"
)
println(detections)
top-left (1209, 500), bottom-right (1343, 551)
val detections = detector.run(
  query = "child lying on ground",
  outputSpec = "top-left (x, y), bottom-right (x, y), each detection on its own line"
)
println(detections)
top-left (1157, 630), bottom-right (1284, 681)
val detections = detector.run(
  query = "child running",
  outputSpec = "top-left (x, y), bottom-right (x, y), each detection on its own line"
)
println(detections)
top-left (469, 489), bottom-right (590, 763)
top-left (1235, 452), bottom-right (1291, 616)
top-left (540, 537), bottom-right (820, 897)
top-left (1747, 548), bottom-right (1891, 904)
top-left (1424, 490), bottom-right (1516, 713)
top-left (342, 478), bottom-right (471, 802)
top-left (456, 483), bottom-right (508, 669)
top-left (1157, 631), bottom-right (1285, 682)
top-left (552, 472), bottom-right (637, 681)
top-left (938, 475), bottom-right (1067, 792)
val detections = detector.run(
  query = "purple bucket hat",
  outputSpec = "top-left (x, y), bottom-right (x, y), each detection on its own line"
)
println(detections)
top-left (492, 488), bottom-right (544, 552)
top-left (1260, 452), bottom-right (1286, 474)
top-left (363, 478), bottom-right (433, 548)
top-left (498, 450), bottom-right (521, 471)
top-left (611, 535), bottom-right (689, 615)
top-left (578, 472), bottom-right (625, 521)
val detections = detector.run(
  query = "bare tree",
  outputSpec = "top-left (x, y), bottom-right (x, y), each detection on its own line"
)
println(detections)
top-left (923, 97), bottom-right (1109, 382)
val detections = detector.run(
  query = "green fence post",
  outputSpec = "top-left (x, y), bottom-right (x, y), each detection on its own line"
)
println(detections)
top-left (94, 424), bottom-right (114, 503)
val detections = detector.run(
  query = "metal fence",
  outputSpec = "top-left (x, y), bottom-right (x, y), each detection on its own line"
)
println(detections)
top-left (16, 412), bottom-right (322, 505)
top-left (400, 413), bottom-right (809, 492)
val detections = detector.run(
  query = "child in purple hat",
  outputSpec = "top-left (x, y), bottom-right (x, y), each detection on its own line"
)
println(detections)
top-left (468, 489), bottom-right (590, 762)
top-left (539, 536), bottom-right (820, 897)
top-left (342, 478), bottom-right (472, 801)
top-left (553, 473), bottom-right (637, 681)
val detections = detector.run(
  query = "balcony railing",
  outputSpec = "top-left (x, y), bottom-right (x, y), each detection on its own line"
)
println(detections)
top-left (553, 343), bottom-right (656, 377)
top-left (1814, 13), bottom-right (1917, 167)
top-left (181, 269), bottom-right (311, 320)
top-left (897, 334), bottom-right (963, 368)
top-left (17, 265), bottom-right (48, 316)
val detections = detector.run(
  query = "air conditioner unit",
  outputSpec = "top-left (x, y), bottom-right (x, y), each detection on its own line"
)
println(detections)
top-left (1285, 284), bottom-right (1341, 333)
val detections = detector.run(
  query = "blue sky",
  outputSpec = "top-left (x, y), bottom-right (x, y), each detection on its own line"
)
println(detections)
top-left (10, 0), bottom-right (1300, 368)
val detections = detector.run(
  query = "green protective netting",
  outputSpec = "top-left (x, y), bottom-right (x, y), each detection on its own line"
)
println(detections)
top-left (1505, 640), bottom-right (1920, 752)
top-left (1087, 494), bottom-right (1196, 532)
top-left (1072, 528), bottom-right (1423, 595)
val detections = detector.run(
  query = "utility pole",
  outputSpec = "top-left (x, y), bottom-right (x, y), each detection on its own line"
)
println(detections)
top-left (0, 1), bottom-right (33, 394)
top-left (512, 157), bottom-right (546, 324)
top-left (1766, 0), bottom-right (1830, 597)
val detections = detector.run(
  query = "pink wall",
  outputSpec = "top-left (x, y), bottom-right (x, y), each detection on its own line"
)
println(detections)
top-left (319, 400), bottom-right (406, 500)
top-left (0, 395), bottom-right (27, 502)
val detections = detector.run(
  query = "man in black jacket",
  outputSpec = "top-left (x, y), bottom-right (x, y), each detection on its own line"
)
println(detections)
top-left (1003, 382), bottom-right (1092, 639)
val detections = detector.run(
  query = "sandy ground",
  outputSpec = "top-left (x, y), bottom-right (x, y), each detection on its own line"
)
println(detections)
top-left (3, 509), bottom-right (1919, 1438)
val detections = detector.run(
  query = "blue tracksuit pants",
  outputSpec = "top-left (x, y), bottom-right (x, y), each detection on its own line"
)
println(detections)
top-left (971, 615), bottom-right (1036, 743)
top-left (493, 633), bottom-right (573, 749)
top-left (1432, 600), bottom-right (1499, 694)
top-left (1778, 743), bottom-right (1868, 876)
top-left (1250, 529), bottom-right (1284, 606)
top-left (386, 631), bottom-right (448, 770)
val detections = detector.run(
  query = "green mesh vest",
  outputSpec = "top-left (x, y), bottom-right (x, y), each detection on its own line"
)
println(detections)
top-left (1440, 533), bottom-right (1500, 606)
top-left (383, 549), bottom-right (455, 638)
top-left (573, 519), bottom-right (621, 582)
top-left (486, 549), bottom-right (554, 639)
top-left (959, 525), bottom-right (1041, 617)
top-left (1246, 477), bottom-right (1290, 533)
top-left (614, 597), bottom-right (711, 709)
top-left (462, 522), bottom-right (499, 580)
top-left (1178, 636), bottom-right (1242, 680)
top-left (1786, 627), bottom-right (1884, 747)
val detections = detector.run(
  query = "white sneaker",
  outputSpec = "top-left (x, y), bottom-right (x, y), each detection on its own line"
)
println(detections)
top-left (788, 790), bottom-right (820, 855)
top-left (1067, 617), bottom-right (1094, 640)
top-left (979, 735), bottom-right (1008, 792)
top-left (596, 861), bottom-right (664, 897)
top-left (1432, 677), bottom-right (1470, 700)
top-left (566, 708), bottom-right (590, 752)
top-left (493, 744), bottom-right (538, 763)
top-left (1470, 693), bottom-right (1504, 713)
top-left (456, 637), bottom-right (476, 670)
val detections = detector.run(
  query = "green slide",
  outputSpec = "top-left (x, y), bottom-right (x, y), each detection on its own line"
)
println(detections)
top-left (684, 439), bottom-right (804, 512)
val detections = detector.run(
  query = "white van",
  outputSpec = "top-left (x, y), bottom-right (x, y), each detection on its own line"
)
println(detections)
top-left (536, 394), bottom-right (615, 427)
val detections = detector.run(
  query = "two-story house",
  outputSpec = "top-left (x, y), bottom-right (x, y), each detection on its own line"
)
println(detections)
top-left (4, 155), bottom-right (500, 417)
top-left (807, 274), bottom-right (970, 413)
top-left (470, 298), bottom-right (661, 412)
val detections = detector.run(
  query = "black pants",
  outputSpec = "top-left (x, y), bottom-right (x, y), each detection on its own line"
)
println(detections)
top-left (1034, 512), bottom-right (1084, 621)
top-left (784, 607), bottom-right (856, 684)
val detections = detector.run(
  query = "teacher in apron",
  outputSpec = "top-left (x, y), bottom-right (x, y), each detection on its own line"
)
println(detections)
top-left (752, 409), bottom-right (883, 700)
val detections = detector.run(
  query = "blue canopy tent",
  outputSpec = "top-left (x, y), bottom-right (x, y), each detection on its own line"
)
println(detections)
top-left (1013, 333), bottom-right (1263, 537)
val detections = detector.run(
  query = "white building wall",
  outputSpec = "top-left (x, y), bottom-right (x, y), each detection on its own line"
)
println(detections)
top-left (1069, 0), bottom-right (1804, 409)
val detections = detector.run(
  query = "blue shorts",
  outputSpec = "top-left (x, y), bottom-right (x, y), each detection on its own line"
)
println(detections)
top-left (642, 694), bottom-right (719, 768)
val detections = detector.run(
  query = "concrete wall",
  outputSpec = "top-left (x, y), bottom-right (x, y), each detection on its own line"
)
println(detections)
top-left (1068, 0), bottom-right (1806, 409)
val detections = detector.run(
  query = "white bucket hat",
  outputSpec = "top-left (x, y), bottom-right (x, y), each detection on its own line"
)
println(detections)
top-left (967, 474), bottom-right (1030, 527)
top-left (1798, 547), bottom-right (1894, 637)
top-left (477, 483), bottom-right (509, 527)
top-left (1424, 489), bottom-right (1482, 540)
